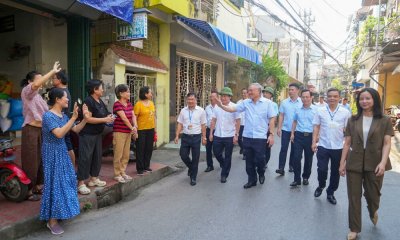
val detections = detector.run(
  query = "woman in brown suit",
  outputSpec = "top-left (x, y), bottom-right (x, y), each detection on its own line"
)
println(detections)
top-left (339, 88), bottom-right (394, 240)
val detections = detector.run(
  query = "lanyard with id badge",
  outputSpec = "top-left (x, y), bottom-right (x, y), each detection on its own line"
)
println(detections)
top-left (327, 106), bottom-right (340, 129)
top-left (188, 110), bottom-right (193, 130)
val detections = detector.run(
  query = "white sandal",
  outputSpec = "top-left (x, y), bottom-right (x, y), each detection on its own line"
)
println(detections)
top-left (114, 176), bottom-right (126, 183)
top-left (122, 174), bottom-right (132, 180)
top-left (78, 184), bottom-right (91, 195)
top-left (88, 178), bottom-right (106, 187)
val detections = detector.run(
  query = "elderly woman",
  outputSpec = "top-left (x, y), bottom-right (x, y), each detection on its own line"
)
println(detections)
top-left (20, 62), bottom-right (61, 201)
top-left (77, 79), bottom-right (115, 195)
top-left (40, 88), bottom-right (90, 235)
top-left (113, 84), bottom-right (137, 183)
top-left (339, 88), bottom-right (394, 240)
top-left (134, 86), bottom-right (156, 175)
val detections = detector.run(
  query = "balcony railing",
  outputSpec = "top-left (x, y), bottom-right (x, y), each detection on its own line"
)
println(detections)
top-left (192, 0), bottom-right (218, 23)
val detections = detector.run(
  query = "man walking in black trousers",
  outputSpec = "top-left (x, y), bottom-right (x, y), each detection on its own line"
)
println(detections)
top-left (175, 93), bottom-right (207, 186)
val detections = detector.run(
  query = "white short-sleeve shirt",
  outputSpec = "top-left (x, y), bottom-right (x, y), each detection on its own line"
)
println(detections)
top-left (177, 106), bottom-right (206, 134)
top-left (212, 102), bottom-right (240, 138)
top-left (312, 105), bottom-right (351, 149)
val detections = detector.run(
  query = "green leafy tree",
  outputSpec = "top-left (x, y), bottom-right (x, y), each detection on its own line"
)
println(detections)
top-left (330, 78), bottom-right (344, 91)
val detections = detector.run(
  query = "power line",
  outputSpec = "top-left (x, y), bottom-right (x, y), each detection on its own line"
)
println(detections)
top-left (321, 0), bottom-right (348, 18)
top-left (271, 0), bottom-right (349, 72)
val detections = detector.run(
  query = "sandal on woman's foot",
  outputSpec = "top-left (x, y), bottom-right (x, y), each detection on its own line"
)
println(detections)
top-left (26, 194), bottom-right (41, 201)
top-left (114, 176), bottom-right (126, 183)
top-left (122, 174), bottom-right (132, 180)
top-left (78, 184), bottom-right (91, 195)
top-left (347, 232), bottom-right (357, 240)
top-left (88, 178), bottom-right (106, 187)
top-left (47, 223), bottom-right (64, 235)
top-left (371, 211), bottom-right (378, 226)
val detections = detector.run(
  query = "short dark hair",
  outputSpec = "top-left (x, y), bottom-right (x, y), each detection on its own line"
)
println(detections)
top-left (115, 84), bottom-right (129, 99)
top-left (21, 71), bottom-right (40, 87)
top-left (241, 88), bottom-right (247, 92)
top-left (47, 87), bottom-right (66, 106)
top-left (353, 88), bottom-right (382, 120)
top-left (210, 89), bottom-right (218, 95)
top-left (186, 92), bottom-right (197, 98)
top-left (327, 88), bottom-right (340, 95)
top-left (86, 79), bottom-right (103, 95)
top-left (343, 97), bottom-right (348, 101)
top-left (289, 83), bottom-right (300, 89)
top-left (300, 89), bottom-right (311, 97)
top-left (139, 86), bottom-right (151, 100)
top-left (55, 70), bottom-right (69, 85)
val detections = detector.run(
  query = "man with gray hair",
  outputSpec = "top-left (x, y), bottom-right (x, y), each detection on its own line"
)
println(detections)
top-left (215, 83), bottom-right (276, 189)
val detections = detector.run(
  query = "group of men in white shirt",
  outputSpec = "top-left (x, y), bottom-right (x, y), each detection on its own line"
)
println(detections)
top-left (174, 83), bottom-right (351, 204)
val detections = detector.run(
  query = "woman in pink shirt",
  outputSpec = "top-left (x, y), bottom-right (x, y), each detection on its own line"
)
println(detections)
top-left (20, 61), bottom-right (61, 201)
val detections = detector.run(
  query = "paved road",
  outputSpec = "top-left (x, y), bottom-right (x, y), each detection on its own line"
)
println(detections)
top-left (21, 142), bottom-right (400, 240)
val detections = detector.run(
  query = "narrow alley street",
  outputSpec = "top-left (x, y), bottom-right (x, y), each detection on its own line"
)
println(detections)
top-left (19, 138), bottom-right (400, 240)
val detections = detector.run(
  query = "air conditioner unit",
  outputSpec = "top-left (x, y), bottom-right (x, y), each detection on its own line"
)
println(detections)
top-left (356, 69), bottom-right (370, 82)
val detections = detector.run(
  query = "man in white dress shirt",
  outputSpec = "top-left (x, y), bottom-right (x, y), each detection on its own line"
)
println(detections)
top-left (204, 90), bottom-right (218, 172)
top-left (312, 88), bottom-right (351, 204)
top-left (209, 87), bottom-right (240, 183)
top-left (175, 92), bottom-right (207, 186)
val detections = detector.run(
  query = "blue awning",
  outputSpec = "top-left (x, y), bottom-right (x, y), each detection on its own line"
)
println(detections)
top-left (78, 0), bottom-right (133, 23)
top-left (176, 16), bottom-right (261, 64)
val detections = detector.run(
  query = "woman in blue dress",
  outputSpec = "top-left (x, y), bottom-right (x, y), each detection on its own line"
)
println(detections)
top-left (40, 88), bottom-right (90, 235)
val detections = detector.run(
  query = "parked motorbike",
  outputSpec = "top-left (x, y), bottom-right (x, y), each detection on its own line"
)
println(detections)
top-left (0, 139), bottom-right (31, 202)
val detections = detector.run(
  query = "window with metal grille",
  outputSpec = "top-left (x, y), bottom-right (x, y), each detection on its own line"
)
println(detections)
top-left (126, 73), bottom-right (157, 104)
top-left (175, 55), bottom-right (217, 115)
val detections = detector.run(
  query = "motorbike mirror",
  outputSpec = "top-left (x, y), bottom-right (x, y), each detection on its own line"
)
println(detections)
top-left (76, 98), bottom-right (82, 107)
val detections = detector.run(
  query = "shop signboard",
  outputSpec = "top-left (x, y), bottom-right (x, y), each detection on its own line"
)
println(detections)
top-left (117, 10), bottom-right (150, 41)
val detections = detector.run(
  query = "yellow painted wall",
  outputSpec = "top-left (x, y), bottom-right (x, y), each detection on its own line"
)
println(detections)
top-left (114, 64), bottom-right (126, 86)
top-left (155, 23), bottom-right (170, 146)
top-left (135, 0), bottom-right (194, 18)
top-left (379, 72), bottom-right (400, 108)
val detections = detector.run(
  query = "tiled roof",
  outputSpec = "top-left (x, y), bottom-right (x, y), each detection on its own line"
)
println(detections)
top-left (110, 44), bottom-right (167, 71)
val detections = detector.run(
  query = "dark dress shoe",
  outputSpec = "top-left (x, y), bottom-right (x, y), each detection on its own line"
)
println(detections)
top-left (204, 166), bottom-right (214, 172)
top-left (302, 179), bottom-right (309, 185)
top-left (221, 176), bottom-right (227, 183)
top-left (259, 175), bottom-right (265, 184)
top-left (190, 178), bottom-right (196, 186)
top-left (314, 187), bottom-right (324, 197)
top-left (288, 166), bottom-right (294, 172)
top-left (290, 181), bottom-right (301, 187)
top-left (327, 195), bottom-right (337, 205)
top-left (243, 182), bottom-right (257, 189)
top-left (275, 169), bottom-right (285, 176)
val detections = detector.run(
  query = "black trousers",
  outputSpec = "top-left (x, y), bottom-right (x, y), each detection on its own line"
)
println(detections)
top-left (292, 132), bottom-right (314, 183)
top-left (77, 134), bottom-right (102, 181)
top-left (238, 125), bottom-right (244, 154)
top-left (180, 134), bottom-right (201, 180)
top-left (316, 146), bottom-right (342, 195)
top-left (206, 128), bottom-right (214, 168)
top-left (243, 137), bottom-right (266, 183)
top-left (213, 136), bottom-right (234, 178)
top-left (135, 129), bottom-right (155, 172)
top-left (264, 131), bottom-right (271, 167)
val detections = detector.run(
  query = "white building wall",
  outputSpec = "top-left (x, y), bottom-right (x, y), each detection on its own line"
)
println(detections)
top-left (215, 0), bottom-right (249, 44)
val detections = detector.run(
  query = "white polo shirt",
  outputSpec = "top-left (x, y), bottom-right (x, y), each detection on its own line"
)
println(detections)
top-left (205, 104), bottom-right (215, 128)
top-left (212, 102), bottom-right (240, 138)
top-left (312, 105), bottom-right (351, 150)
top-left (177, 105), bottom-right (206, 135)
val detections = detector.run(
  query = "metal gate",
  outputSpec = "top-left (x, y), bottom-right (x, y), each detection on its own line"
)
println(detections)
top-left (175, 55), bottom-right (217, 115)
top-left (126, 73), bottom-right (156, 104)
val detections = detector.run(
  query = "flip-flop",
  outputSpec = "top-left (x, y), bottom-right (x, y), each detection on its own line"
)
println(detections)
top-left (26, 194), bottom-right (41, 201)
